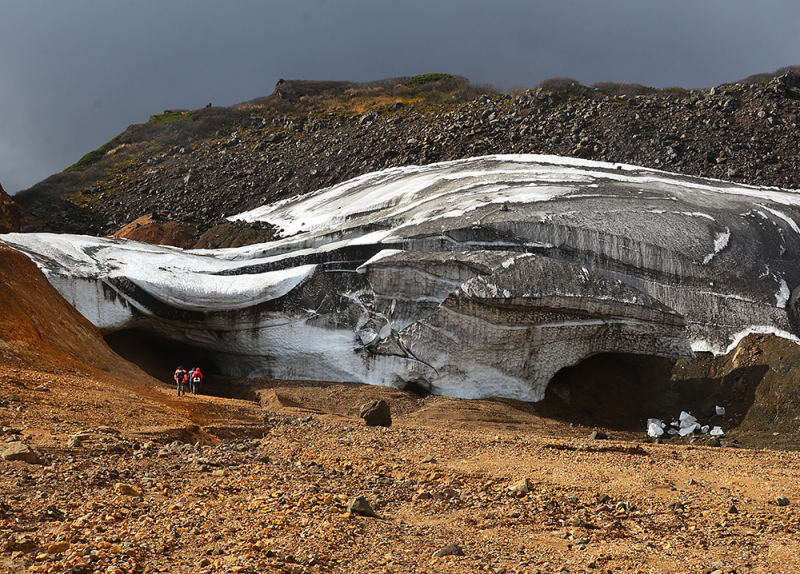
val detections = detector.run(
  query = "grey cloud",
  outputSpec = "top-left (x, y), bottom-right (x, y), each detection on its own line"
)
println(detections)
top-left (1, 0), bottom-right (799, 192)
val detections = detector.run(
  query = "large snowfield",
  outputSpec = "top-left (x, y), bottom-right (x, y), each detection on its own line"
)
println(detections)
top-left (5, 154), bottom-right (800, 401)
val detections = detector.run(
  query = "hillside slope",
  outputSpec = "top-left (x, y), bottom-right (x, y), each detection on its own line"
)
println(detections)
top-left (0, 243), bottom-right (237, 433)
top-left (13, 70), bottom-right (800, 248)
top-left (0, 244), bottom-right (129, 373)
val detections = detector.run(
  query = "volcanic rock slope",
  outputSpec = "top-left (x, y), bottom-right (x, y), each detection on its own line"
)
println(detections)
top-left (0, 183), bottom-right (20, 234)
top-left (13, 71), bottom-right (800, 245)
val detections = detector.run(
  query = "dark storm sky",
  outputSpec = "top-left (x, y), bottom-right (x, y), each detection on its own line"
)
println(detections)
top-left (2, 0), bottom-right (798, 194)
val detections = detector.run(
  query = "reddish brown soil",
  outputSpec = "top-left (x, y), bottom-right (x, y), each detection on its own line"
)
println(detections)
top-left (112, 215), bottom-right (197, 248)
top-left (0, 185), bottom-right (19, 234)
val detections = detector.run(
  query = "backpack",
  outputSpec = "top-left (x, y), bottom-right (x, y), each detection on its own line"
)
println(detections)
top-left (192, 375), bottom-right (201, 383)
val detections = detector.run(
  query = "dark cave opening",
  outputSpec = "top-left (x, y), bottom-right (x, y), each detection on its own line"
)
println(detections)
top-left (544, 353), bottom-right (680, 430)
top-left (544, 351), bottom-right (766, 431)
top-left (105, 328), bottom-right (769, 432)
top-left (104, 328), bottom-right (221, 382)
top-left (104, 328), bottom-right (270, 401)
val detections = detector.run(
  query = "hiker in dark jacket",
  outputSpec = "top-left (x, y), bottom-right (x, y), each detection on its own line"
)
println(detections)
top-left (174, 366), bottom-right (188, 396)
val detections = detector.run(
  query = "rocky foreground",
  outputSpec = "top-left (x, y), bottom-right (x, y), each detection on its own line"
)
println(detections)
top-left (2, 364), bottom-right (800, 574)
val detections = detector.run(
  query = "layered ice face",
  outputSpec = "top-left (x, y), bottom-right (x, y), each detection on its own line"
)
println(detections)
top-left (4, 154), bottom-right (800, 401)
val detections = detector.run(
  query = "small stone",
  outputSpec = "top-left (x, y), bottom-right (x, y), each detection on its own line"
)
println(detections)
top-left (776, 496), bottom-right (790, 507)
top-left (359, 112), bottom-right (378, 126)
top-left (420, 455), bottom-right (436, 464)
top-left (570, 518), bottom-right (597, 529)
top-left (114, 483), bottom-right (142, 497)
top-left (48, 541), bottom-right (70, 554)
top-left (587, 430), bottom-right (607, 440)
top-left (666, 501), bottom-right (684, 512)
top-left (508, 478), bottom-right (532, 495)
top-left (211, 469), bottom-right (227, 477)
top-left (728, 504), bottom-right (738, 513)
top-left (346, 496), bottom-right (377, 517)
top-left (433, 542), bottom-right (465, 557)
top-left (435, 487), bottom-right (459, 500)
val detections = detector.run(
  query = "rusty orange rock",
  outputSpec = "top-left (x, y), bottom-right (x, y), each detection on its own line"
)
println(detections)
top-left (0, 182), bottom-right (20, 233)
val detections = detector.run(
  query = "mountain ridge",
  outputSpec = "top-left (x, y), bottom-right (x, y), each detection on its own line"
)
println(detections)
top-left (12, 68), bottom-right (800, 249)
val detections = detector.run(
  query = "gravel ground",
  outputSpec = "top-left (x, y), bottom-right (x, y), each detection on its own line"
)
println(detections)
top-left (2, 367), bottom-right (800, 574)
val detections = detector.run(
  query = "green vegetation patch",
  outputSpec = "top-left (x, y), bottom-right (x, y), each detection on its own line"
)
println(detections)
top-left (64, 135), bottom-right (126, 172)
top-left (404, 73), bottom-right (452, 86)
top-left (64, 148), bottom-right (106, 172)
top-left (147, 110), bottom-right (197, 125)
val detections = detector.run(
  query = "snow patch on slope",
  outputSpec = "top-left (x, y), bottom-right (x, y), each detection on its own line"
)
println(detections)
top-left (702, 227), bottom-right (730, 265)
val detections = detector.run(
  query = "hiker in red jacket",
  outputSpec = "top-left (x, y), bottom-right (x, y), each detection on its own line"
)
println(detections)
top-left (174, 366), bottom-right (187, 396)
top-left (189, 367), bottom-right (203, 395)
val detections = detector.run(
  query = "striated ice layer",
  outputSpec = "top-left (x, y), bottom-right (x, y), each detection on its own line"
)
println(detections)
top-left (4, 154), bottom-right (800, 401)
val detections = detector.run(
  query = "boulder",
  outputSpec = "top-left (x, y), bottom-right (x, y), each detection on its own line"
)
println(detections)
top-left (359, 400), bottom-right (392, 427)
top-left (346, 496), bottom-right (377, 517)
top-left (1, 442), bottom-right (43, 464)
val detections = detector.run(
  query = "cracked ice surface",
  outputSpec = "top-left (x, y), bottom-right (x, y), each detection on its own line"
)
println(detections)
top-left (4, 154), bottom-right (800, 401)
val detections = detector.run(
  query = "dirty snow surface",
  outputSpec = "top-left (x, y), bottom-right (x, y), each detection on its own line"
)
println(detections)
top-left (5, 154), bottom-right (800, 401)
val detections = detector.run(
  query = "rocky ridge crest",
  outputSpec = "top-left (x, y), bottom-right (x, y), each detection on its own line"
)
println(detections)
top-left (13, 70), bottom-right (800, 248)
